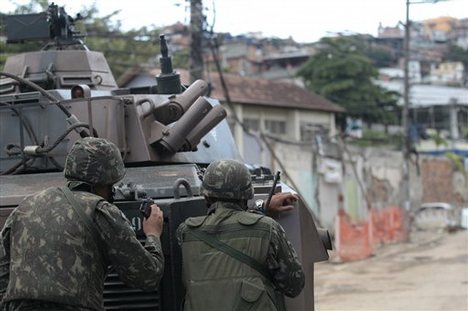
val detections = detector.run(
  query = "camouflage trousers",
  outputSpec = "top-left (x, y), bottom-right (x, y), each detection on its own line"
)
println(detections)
top-left (3, 300), bottom-right (97, 310)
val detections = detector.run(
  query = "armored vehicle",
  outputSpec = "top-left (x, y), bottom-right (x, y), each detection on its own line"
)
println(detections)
top-left (0, 4), bottom-right (330, 310)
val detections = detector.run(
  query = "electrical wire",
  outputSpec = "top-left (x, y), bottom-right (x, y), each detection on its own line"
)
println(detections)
top-left (0, 79), bottom-right (88, 174)
top-left (0, 123), bottom-right (91, 175)
top-left (1, 72), bottom-right (59, 103)
top-left (0, 102), bottom-right (38, 174)
top-left (35, 123), bottom-right (94, 154)
top-left (207, 34), bottom-right (324, 226)
top-left (0, 103), bottom-right (39, 145)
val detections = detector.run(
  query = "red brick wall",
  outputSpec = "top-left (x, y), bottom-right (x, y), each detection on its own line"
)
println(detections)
top-left (420, 158), bottom-right (463, 205)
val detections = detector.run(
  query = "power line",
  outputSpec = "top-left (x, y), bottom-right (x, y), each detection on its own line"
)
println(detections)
top-left (207, 35), bottom-right (324, 226)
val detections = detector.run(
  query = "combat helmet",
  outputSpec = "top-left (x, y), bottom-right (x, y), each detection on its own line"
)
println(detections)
top-left (201, 159), bottom-right (254, 200)
top-left (64, 137), bottom-right (125, 185)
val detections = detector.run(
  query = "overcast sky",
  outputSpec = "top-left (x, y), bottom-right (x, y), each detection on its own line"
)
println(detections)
top-left (2, 0), bottom-right (467, 43)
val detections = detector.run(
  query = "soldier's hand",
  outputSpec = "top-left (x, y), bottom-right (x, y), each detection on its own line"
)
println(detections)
top-left (266, 192), bottom-right (298, 217)
top-left (143, 204), bottom-right (164, 238)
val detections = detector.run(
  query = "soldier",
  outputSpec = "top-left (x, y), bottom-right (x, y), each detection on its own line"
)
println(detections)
top-left (177, 159), bottom-right (304, 311)
top-left (0, 137), bottom-right (164, 310)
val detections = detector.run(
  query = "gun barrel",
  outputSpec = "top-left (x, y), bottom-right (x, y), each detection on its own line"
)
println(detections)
top-left (264, 171), bottom-right (280, 211)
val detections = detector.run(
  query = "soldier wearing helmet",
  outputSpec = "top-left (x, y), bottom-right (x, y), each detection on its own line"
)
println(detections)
top-left (177, 159), bottom-right (304, 311)
top-left (0, 137), bottom-right (164, 310)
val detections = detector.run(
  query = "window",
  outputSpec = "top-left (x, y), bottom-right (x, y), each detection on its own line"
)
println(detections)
top-left (244, 118), bottom-right (260, 132)
top-left (300, 123), bottom-right (328, 142)
top-left (264, 120), bottom-right (286, 135)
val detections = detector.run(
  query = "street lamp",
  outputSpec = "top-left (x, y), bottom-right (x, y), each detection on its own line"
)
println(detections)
top-left (402, 0), bottom-right (445, 212)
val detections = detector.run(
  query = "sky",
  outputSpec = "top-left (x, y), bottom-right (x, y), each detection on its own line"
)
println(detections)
top-left (2, 0), bottom-right (467, 43)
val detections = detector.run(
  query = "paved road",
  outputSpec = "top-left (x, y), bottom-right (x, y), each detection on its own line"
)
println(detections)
top-left (314, 230), bottom-right (468, 311)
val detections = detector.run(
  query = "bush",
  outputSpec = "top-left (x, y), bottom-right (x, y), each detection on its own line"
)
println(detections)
top-left (348, 129), bottom-right (402, 149)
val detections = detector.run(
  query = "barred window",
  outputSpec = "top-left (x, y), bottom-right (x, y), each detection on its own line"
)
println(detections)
top-left (300, 123), bottom-right (328, 142)
top-left (244, 118), bottom-right (260, 132)
top-left (264, 120), bottom-right (286, 135)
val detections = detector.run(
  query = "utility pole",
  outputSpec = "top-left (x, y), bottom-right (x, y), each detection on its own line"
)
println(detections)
top-left (402, 0), bottom-right (411, 212)
top-left (402, 0), bottom-right (441, 212)
top-left (189, 0), bottom-right (204, 83)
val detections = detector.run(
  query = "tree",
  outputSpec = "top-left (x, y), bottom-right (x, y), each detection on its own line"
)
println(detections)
top-left (82, 15), bottom-right (161, 79)
top-left (443, 44), bottom-right (468, 82)
top-left (297, 36), bottom-right (399, 125)
top-left (0, 0), bottom-right (49, 66)
top-left (365, 46), bottom-right (394, 68)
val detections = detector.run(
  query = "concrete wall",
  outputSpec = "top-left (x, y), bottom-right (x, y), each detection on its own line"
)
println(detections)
top-left (242, 135), bottom-right (468, 234)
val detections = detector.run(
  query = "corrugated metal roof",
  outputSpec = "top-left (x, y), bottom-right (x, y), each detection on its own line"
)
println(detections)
top-left (376, 80), bottom-right (468, 107)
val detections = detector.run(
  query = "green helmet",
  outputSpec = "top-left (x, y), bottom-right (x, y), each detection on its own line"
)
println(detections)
top-left (64, 137), bottom-right (125, 185)
top-left (201, 159), bottom-right (254, 200)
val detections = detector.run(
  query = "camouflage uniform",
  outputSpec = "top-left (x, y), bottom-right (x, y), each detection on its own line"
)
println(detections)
top-left (0, 138), bottom-right (164, 311)
top-left (177, 160), bottom-right (304, 311)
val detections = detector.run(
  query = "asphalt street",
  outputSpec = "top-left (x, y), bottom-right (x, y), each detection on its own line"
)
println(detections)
top-left (314, 230), bottom-right (468, 311)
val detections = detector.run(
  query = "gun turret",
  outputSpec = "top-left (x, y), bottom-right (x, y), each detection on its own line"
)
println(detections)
top-left (5, 3), bottom-right (84, 49)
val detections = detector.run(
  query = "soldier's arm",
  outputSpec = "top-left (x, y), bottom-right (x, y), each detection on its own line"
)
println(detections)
top-left (94, 201), bottom-right (164, 291)
top-left (0, 216), bottom-right (13, 301)
top-left (249, 192), bottom-right (298, 216)
top-left (266, 221), bottom-right (305, 297)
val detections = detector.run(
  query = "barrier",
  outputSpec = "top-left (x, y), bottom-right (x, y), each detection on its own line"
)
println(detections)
top-left (336, 206), bottom-right (408, 262)
top-left (336, 208), bottom-right (372, 261)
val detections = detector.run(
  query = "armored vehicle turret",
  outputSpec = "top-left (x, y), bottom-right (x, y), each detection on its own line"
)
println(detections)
top-left (0, 4), bottom-right (330, 310)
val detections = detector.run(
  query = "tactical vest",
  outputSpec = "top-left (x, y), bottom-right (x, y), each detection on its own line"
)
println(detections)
top-left (4, 187), bottom-right (107, 311)
top-left (180, 204), bottom-right (285, 311)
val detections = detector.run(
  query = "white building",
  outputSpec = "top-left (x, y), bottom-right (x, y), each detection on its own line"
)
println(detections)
top-left (377, 80), bottom-right (468, 156)
top-left (430, 62), bottom-right (465, 86)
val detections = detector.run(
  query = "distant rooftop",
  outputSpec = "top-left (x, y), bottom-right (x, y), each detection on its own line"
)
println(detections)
top-left (376, 80), bottom-right (468, 107)
top-left (119, 68), bottom-right (343, 113)
top-left (206, 72), bottom-right (343, 113)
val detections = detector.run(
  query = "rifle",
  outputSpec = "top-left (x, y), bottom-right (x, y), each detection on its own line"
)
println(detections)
top-left (264, 171), bottom-right (280, 212)
top-left (137, 192), bottom-right (153, 219)
top-left (113, 182), bottom-right (153, 219)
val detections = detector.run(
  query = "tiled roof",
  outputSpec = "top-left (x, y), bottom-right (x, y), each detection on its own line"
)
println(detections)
top-left (206, 73), bottom-right (344, 113)
top-left (119, 67), bottom-right (344, 113)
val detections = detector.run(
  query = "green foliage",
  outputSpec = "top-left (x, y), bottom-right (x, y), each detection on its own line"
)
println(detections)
top-left (365, 46), bottom-right (394, 68)
top-left (347, 129), bottom-right (401, 149)
top-left (172, 48), bottom-right (190, 69)
top-left (83, 23), bottom-right (161, 79)
top-left (297, 36), bottom-right (400, 125)
top-left (430, 132), bottom-right (448, 148)
top-left (8, 0), bottom-right (49, 13)
top-left (444, 45), bottom-right (468, 73)
top-left (445, 152), bottom-right (466, 174)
